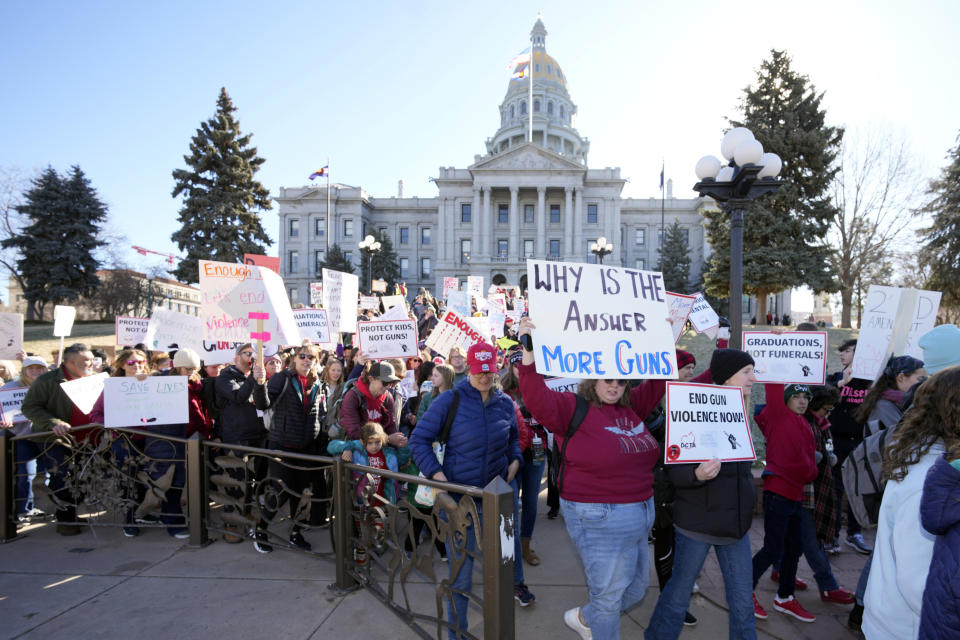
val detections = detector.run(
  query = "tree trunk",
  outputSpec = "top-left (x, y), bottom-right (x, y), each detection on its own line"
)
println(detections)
top-left (840, 287), bottom-right (853, 328)
top-left (756, 290), bottom-right (770, 327)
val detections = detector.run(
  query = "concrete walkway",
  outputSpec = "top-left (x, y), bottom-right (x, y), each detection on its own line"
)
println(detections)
top-left (0, 500), bottom-right (869, 640)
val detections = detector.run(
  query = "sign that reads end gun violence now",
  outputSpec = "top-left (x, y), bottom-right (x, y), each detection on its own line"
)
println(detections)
top-left (357, 319), bottom-right (418, 360)
top-left (526, 260), bottom-right (677, 379)
top-left (425, 309), bottom-right (490, 355)
top-left (664, 382), bottom-right (755, 464)
top-left (743, 331), bottom-right (827, 385)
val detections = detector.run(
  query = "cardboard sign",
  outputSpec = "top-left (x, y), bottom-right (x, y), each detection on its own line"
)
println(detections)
top-left (467, 276), bottom-right (484, 301)
top-left (424, 309), bottom-right (490, 355)
top-left (382, 295), bottom-right (406, 311)
top-left (310, 282), bottom-right (323, 305)
top-left (243, 253), bottom-right (281, 274)
top-left (145, 307), bottom-right (204, 352)
top-left (488, 313), bottom-right (506, 339)
top-left (544, 377), bottom-right (582, 394)
top-left (446, 291), bottom-right (471, 317)
top-left (526, 260), bottom-right (678, 379)
top-left (293, 308), bottom-right (332, 344)
top-left (742, 331), bottom-right (827, 385)
top-left (852, 285), bottom-right (942, 380)
top-left (200, 340), bottom-right (282, 366)
top-left (0, 312), bottom-right (23, 358)
top-left (322, 268), bottom-right (360, 334)
top-left (0, 386), bottom-right (29, 424)
top-left (356, 319), bottom-right (419, 359)
top-left (442, 277), bottom-right (459, 298)
top-left (115, 316), bottom-right (149, 346)
top-left (359, 295), bottom-right (379, 310)
top-left (380, 303), bottom-right (409, 321)
top-left (200, 260), bottom-right (301, 347)
top-left (505, 309), bottom-right (523, 326)
top-left (103, 376), bottom-right (189, 429)
top-left (664, 382), bottom-right (755, 464)
top-left (53, 305), bottom-right (76, 337)
top-left (371, 279), bottom-right (387, 293)
top-left (488, 293), bottom-right (507, 315)
top-left (666, 292), bottom-right (696, 344)
top-left (689, 293), bottom-right (720, 340)
top-left (60, 372), bottom-right (109, 415)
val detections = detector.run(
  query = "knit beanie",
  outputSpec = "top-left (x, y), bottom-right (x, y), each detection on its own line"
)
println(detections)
top-left (676, 350), bottom-right (696, 370)
top-left (709, 348), bottom-right (755, 385)
top-left (172, 347), bottom-right (201, 369)
top-left (784, 384), bottom-right (811, 402)
top-left (918, 324), bottom-right (960, 374)
top-left (884, 355), bottom-right (924, 378)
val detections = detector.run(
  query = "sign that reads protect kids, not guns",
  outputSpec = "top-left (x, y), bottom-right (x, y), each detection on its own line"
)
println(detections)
top-left (424, 309), bottom-right (490, 356)
top-left (356, 319), bottom-right (419, 360)
top-left (525, 260), bottom-right (678, 379)
top-left (664, 382), bottom-right (755, 464)
top-left (742, 331), bottom-right (827, 385)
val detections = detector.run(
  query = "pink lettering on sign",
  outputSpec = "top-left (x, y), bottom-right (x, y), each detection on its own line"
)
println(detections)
top-left (248, 312), bottom-right (270, 320)
top-left (250, 331), bottom-right (271, 342)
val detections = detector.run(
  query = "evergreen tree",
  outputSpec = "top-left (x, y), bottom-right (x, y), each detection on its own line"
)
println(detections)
top-left (919, 131), bottom-right (960, 319)
top-left (657, 219), bottom-right (692, 293)
top-left (320, 244), bottom-right (355, 275)
top-left (361, 231), bottom-right (401, 291)
top-left (2, 165), bottom-right (107, 319)
top-left (703, 50), bottom-right (843, 321)
top-left (170, 88), bottom-right (272, 283)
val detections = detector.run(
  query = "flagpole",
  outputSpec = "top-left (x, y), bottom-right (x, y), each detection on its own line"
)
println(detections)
top-left (528, 50), bottom-right (534, 143)
top-left (660, 160), bottom-right (665, 262)
top-left (326, 156), bottom-right (331, 252)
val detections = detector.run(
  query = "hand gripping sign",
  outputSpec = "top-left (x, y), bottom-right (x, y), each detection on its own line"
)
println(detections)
top-left (742, 331), bottom-right (827, 385)
top-left (664, 382), bottom-right (756, 464)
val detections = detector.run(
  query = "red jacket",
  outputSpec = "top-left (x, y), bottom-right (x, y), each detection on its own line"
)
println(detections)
top-left (755, 383), bottom-right (818, 501)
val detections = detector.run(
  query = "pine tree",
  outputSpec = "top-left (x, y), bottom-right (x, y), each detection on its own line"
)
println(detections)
top-left (657, 219), bottom-right (692, 293)
top-left (361, 231), bottom-right (401, 291)
top-left (1, 165), bottom-right (106, 319)
top-left (704, 50), bottom-right (843, 321)
top-left (919, 131), bottom-right (960, 319)
top-left (170, 88), bottom-right (272, 283)
top-left (320, 244), bottom-right (355, 275)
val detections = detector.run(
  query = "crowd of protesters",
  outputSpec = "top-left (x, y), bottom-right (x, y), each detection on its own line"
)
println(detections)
top-left (4, 279), bottom-right (960, 640)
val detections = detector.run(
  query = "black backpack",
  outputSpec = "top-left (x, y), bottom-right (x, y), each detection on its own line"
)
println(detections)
top-left (548, 394), bottom-right (590, 494)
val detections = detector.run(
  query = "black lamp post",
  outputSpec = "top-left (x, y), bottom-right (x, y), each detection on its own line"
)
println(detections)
top-left (590, 236), bottom-right (613, 264)
top-left (693, 127), bottom-right (782, 350)
top-left (358, 235), bottom-right (382, 293)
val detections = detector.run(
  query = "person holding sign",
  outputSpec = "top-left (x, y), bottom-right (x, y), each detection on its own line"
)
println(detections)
top-left (856, 355), bottom-right (927, 437)
top-left (515, 319), bottom-right (659, 640)
top-left (2, 355), bottom-right (49, 519)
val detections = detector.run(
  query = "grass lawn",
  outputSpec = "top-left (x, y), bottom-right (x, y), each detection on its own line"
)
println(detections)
top-left (23, 322), bottom-right (117, 363)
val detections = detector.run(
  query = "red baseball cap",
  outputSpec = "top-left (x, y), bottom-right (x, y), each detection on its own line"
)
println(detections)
top-left (466, 342), bottom-right (497, 374)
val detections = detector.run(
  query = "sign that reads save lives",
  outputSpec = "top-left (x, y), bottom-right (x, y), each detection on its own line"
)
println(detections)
top-left (525, 260), bottom-right (677, 379)
top-left (742, 331), bottom-right (827, 385)
top-left (664, 382), bottom-right (756, 464)
top-left (356, 319), bottom-right (419, 359)
top-left (103, 376), bottom-right (189, 429)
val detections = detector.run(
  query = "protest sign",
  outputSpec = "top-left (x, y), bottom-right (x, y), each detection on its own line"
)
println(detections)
top-left (666, 292), bottom-right (696, 344)
top-left (144, 307), bottom-right (203, 352)
top-left (742, 331), bottom-right (827, 384)
top-left (60, 372), bottom-right (109, 415)
top-left (0, 312), bottom-right (23, 359)
top-left (467, 276), bottom-right (484, 300)
top-left (382, 295), bottom-right (406, 311)
top-left (505, 309), bottom-right (523, 326)
top-left (544, 377), bottom-right (582, 394)
top-left (309, 282), bottom-right (323, 305)
top-left (488, 312), bottom-right (506, 338)
top-left (293, 308), bottom-right (332, 344)
top-left (0, 386), bottom-right (29, 424)
top-left (380, 303), bottom-right (409, 321)
top-left (359, 295), bottom-right (379, 310)
top-left (526, 260), bottom-right (677, 379)
top-left (688, 293), bottom-right (720, 339)
top-left (442, 277), bottom-right (458, 298)
top-left (371, 279), bottom-right (387, 293)
top-left (356, 319), bottom-right (418, 359)
top-left (446, 291), bottom-right (471, 316)
top-left (243, 253), bottom-right (281, 274)
top-left (425, 309), bottom-right (490, 355)
top-left (851, 285), bottom-right (942, 380)
top-left (103, 376), bottom-right (189, 429)
top-left (322, 268), bottom-right (360, 334)
top-left (664, 382), bottom-right (755, 464)
top-left (115, 316), bottom-right (149, 346)
top-left (488, 293), bottom-right (507, 315)
top-left (53, 305), bottom-right (76, 337)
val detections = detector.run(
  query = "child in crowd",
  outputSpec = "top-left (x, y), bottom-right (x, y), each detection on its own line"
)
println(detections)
top-left (328, 421), bottom-right (410, 504)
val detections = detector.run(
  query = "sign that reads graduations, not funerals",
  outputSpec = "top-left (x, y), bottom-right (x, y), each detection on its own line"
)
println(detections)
top-left (293, 308), bottom-right (332, 345)
top-left (742, 331), bottom-right (827, 385)
top-left (664, 382), bottom-right (755, 464)
top-left (356, 319), bottom-right (419, 360)
top-left (525, 260), bottom-right (678, 379)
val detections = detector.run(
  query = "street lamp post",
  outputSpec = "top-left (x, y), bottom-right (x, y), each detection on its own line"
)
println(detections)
top-left (589, 236), bottom-right (613, 264)
top-left (693, 127), bottom-right (783, 350)
top-left (358, 235), bottom-right (382, 293)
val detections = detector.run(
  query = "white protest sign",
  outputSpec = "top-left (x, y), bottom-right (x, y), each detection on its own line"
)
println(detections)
top-left (442, 277), bottom-right (458, 298)
top-left (359, 295), bottom-right (379, 310)
top-left (664, 382), bottom-right (755, 464)
top-left (200, 340), bottom-right (282, 366)
top-left (53, 305), bottom-right (76, 337)
top-left (380, 303), bottom-right (410, 321)
top-left (322, 268), bottom-right (360, 334)
top-left (446, 291), bottom-right (471, 316)
top-left (145, 307), bottom-right (203, 352)
top-left (371, 279), bottom-right (387, 293)
top-left (0, 386), bottom-right (29, 424)
top-left (544, 377), bottom-right (582, 394)
top-left (293, 308), bottom-right (332, 345)
top-left (467, 276), bottom-right (484, 300)
top-left (310, 282), bottom-right (323, 305)
top-left (488, 312), bottom-right (506, 338)
top-left (60, 372), bottom-right (109, 415)
top-left (382, 295), bottom-right (406, 311)
top-left (425, 309), bottom-right (490, 355)
top-left (115, 316), bottom-right (149, 346)
top-left (488, 293), bottom-right (507, 315)
top-left (505, 309), bottom-right (523, 326)
top-left (356, 319), bottom-right (419, 359)
top-left (852, 285), bottom-right (942, 380)
top-left (103, 376), bottom-right (189, 428)
top-left (666, 292), bottom-right (696, 344)
top-left (199, 260), bottom-right (301, 347)
top-left (688, 293), bottom-right (720, 339)
top-left (0, 312), bottom-right (23, 358)
top-left (526, 260), bottom-right (678, 379)
top-left (742, 331), bottom-right (827, 385)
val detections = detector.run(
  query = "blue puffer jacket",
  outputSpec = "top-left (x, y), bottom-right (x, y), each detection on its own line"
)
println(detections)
top-left (409, 379), bottom-right (521, 491)
top-left (919, 455), bottom-right (960, 640)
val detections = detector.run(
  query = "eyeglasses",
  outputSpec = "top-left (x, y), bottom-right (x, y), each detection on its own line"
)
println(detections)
top-left (240, 351), bottom-right (254, 358)
top-left (601, 379), bottom-right (628, 387)
top-left (297, 353), bottom-right (316, 361)
top-left (126, 359), bottom-right (146, 366)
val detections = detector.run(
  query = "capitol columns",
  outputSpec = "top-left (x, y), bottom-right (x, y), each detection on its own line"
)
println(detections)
top-left (573, 187), bottom-right (584, 261)
top-left (437, 197), bottom-right (446, 264)
top-left (472, 185), bottom-right (481, 264)
top-left (563, 186), bottom-right (574, 257)
top-left (508, 186), bottom-right (519, 260)
top-left (536, 186), bottom-right (546, 258)
top-left (482, 186), bottom-right (492, 258)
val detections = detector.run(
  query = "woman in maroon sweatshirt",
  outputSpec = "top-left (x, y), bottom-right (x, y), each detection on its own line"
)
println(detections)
top-left (516, 318), bottom-right (659, 640)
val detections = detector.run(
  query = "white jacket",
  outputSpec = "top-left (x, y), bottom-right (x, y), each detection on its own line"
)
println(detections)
top-left (863, 441), bottom-right (944, 640)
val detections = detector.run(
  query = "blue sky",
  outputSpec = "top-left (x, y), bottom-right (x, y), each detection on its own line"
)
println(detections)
top-left (2, 0), bottom-right (958, 288)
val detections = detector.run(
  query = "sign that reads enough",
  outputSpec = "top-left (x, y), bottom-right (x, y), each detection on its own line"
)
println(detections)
top-left (664, 382), bottom-right (755, 464)
top-left (742, 331), bottom-right (827, 385)
top-left (424, 310), bottom-right (490, 355)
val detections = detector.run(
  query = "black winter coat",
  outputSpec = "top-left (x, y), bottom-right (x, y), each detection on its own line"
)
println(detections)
top-left (666, 460), bottom-right (755, 540)
top-left (215, 365), bottom-right (265, 443)
top-left (254, 369), bottom-right (326, 450)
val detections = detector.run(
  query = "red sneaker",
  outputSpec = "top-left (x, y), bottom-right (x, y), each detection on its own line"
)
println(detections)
top-left (820, 588), bottom-right (856, 605)
top-left (770, 570), bottom-right (808, 591)
top-left (753, 593), bottom-right (768, 620)
top-left (773, 596), bottom-right (816, 622)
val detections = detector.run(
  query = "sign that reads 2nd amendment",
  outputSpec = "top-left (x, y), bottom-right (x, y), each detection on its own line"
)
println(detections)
top-left (664, 382), bottom-right (755, 464)
top-left (356, 319), bottom-right (418, 360)
top-left (742, 331), bottom-right (827, 385)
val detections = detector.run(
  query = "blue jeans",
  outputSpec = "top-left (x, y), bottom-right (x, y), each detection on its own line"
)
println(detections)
top-left (855, 551), bottom-right (872, 606)
top-left (518, 456), bottom-right (545, 539)
top-left (15, 438), bottom-right (45, 515)
top-left (562, 497), bottom-right (655, 640)
top-left (772, 508), bottom-right (839, 591)
top-left (143, 437), bottom-right (186, 530)
top-left (645, 529), bottom-right (756, 640)
top-left (751, 491), bottom-right (803, 599)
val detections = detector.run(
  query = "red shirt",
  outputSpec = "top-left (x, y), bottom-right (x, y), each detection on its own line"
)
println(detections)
top-left (367, 449), bottom-right (387, 496)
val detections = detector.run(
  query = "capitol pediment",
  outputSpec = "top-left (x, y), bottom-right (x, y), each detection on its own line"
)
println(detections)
top-left (470, 143), bottom-right (585, 173)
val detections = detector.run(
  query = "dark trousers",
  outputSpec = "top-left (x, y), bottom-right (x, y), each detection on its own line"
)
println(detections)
top-left (260, 441), bottom-right (323, 531)
top-left (39, 443), bottom-right (76, 522)
top-left (752, 491), bottom-right (803, 599)
top-left (220, 435), bottom-right (267, 520)
top-left (652, 503), bottom-right (676, 591)
top-left (143, 437), bottom-right (186, 529)
top-left (833, 438), bottom-right (862, 536)
top-left (545, 448), bottom-right (559, 511)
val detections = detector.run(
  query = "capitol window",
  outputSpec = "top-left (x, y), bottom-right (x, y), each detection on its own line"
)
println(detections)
top-left (400, 227), bottom-right (409, 244)
top-left (509, 105), bottom-right (515, 120)
top-left (547, 101), bottom-right (554, 115)
top-left (314, 218), bottom-right (325, 237)
top-left (461, 203), bottom-right (471, 222)
top-left (421, 227), bottom-right (431, 245)
top-left (635, 228), bottom-right (645, 245)
top-left (534, 99), bottom-right (540, 113)
top-left (498, 204), bottom-right (508, 223)
top-left (550, 204), bottom-right (560, 223)
top-left (343, 219), bottom-right (353, 237)
top-left (288, 250), bottom-right (299, 274)
top-left (635, 258), bottom-right (646, 270)
top-left (560, 105), bottom-right (565, 120)
top-left (534, 63), bottom-right (540, 72)
top-left (549, 239), bottom-right (560, 257)
top-left (521, 101), bottom-right (527, 115)
top-left (289, 219), bottom-right (300, 238)
top-left (497, 239), bottom-right (508, 257)
top-left (547, 64), bottom-right (552, 74)
top-left (400, 258), bottom-right (409, 278)
top-left (314, 250), bottom-right (325, 274)
top-left (524, 239), bottom-right (534, 257)
top-left (524, 204), bottom-right (534, 223)
top-left (587, 204), bottom-right (598, 223)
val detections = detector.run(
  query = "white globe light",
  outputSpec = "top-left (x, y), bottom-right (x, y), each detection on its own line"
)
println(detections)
top-left (695, 155), bottom-right (722, 180)
top-left (716, 166), bottom-right (736, 182)
top-left (734, 139), bottom-right (764, 166)
top-left (721, 127), bottom-right (755, 161)
top-left (758, 152), bottom-right (783, 178)
top-left (597, 236), bottom-right (607, 246)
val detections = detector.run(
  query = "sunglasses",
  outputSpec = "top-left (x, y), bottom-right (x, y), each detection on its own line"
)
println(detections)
top-left (240, 351), bottom-right (254, 358)
top-left (126, 359), bottom-right (146, 366)
top-left (601, 379), bottom-right (628, 387)
top-left (297, 353), bottom-right (316, 361)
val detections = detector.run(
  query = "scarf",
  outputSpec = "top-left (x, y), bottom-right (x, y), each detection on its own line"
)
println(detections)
top-left (354, 377), bottom-right (385, 415)
top-left (881, 388), bottom-right (905, 406)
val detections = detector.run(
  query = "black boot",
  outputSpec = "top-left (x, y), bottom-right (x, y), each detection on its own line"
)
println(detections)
top-left (847, 603), bottom-right (863, 632)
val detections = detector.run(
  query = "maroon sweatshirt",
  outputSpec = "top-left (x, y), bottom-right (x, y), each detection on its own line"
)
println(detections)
top-left (755, 383), bottom-right (818, 501)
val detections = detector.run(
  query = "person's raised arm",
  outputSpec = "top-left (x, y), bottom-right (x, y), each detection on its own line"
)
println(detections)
top-left (515, 317), bottom-right (578, 432)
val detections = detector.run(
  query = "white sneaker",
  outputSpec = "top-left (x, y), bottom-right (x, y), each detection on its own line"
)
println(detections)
top-left (564, 607), bottom-right (592, 640)
top-left (692, 581), bottom-right (700, 594)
